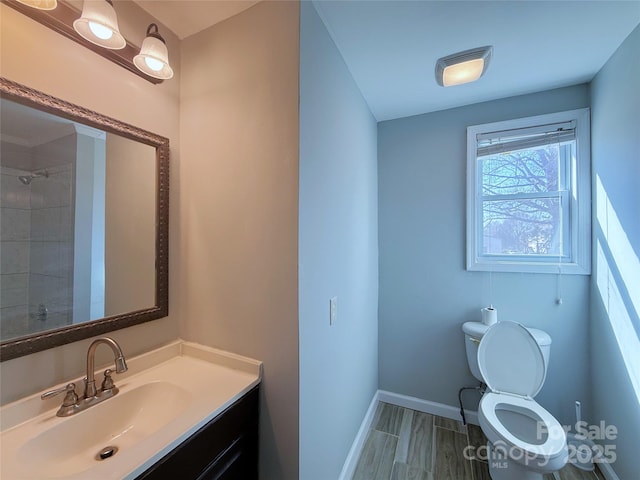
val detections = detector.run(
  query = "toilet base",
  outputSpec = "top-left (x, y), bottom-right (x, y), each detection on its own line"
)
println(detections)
top-left (486, 441), bottom-right (556, 480)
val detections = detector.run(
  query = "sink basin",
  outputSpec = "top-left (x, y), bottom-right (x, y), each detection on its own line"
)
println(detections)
top-left (17, 381), bottom-right (190, 478)
top-left (0, 341), bottom-right (262, 479)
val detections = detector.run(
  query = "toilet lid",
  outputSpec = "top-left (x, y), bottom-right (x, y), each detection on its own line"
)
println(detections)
top-left (478, 321), bottom-right (546, 397)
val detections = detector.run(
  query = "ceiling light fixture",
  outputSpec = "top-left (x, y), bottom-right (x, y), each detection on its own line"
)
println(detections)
top-left (133, 24), bottom-right (174, 80)
top-left (73, 0), bottom-right (126, 50)
top-left (15, 0), bottom-right (57, 10)
top-left (436, 46), bottom-right (493, 87)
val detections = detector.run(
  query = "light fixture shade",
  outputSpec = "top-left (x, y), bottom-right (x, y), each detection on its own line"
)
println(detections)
top-left (15, 0), bottom-right (57, 10)
top-left (436, 46), bottom-right (493, 87)
top-left (133, 24), bottom-right (174, 80)
top-left (73, 0), bottom-right (126, 50)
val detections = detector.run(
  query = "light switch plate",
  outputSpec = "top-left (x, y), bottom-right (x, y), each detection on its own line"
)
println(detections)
top-left (330, 296), bottom-right (337, 325)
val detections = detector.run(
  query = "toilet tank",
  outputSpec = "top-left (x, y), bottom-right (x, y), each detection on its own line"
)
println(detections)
top-left (462, 321), bottom-right (551, 382)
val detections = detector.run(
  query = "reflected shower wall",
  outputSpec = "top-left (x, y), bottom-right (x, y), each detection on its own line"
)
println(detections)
top-left (1, 134), bottom-right (76, 339)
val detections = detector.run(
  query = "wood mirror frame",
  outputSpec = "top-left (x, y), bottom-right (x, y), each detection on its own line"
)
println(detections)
top-left (0, 77), bottom-right (169, 361)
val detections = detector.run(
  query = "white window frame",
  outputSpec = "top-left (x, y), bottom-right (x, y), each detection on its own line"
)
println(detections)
top-left (466, 108), bottom-right (591, 274)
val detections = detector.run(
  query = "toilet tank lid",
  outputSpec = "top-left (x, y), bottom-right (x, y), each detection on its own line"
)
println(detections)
top-left (462, 321), bottom-right (551, 346)
top-left (462, 321), bottom-right (490, 338)
top-left (527, 328), bottom-right (552, 347)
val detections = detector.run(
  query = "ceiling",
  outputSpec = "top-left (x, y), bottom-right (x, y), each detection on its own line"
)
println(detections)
top-left (2, 100), bottom-right (74, 148)
top-left (313, 0), bottom-right (640, 120)
top-left (133, 0), bottom-right (640, 121)
top-left (133, 0), bottom-right (260, 40)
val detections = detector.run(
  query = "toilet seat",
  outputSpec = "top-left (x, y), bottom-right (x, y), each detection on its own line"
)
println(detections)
top-left (479, 392), bottom-right (566, 458)
top-left (477, 322), bottom-right (567, 466)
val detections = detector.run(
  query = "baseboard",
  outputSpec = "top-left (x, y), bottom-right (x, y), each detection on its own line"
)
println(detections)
top-left (338, 390), bottom-right (380, 480)
top-left (338, 390), bottom-right (479, 480)
top-left (378, 390), bottom-right (479, 425)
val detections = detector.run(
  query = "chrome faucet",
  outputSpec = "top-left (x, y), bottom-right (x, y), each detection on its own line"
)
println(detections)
top-left (41, 337), bottom-right (128, 417)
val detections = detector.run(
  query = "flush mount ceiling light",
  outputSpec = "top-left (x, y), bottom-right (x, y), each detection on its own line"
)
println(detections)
top-left (133, 24), bottom-right (174, 80)
top-left (436, 46), bottom-right (493, 87)
top-left (15, 0), bottom-right (57, 10)
top-left (73, 0), bottom-right (126, 50)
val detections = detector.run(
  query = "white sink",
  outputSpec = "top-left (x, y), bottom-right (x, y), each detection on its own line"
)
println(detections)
top-left (18, 381), bottom-right (190, 478)
top-left (0, 341), bottom-right (262, 480)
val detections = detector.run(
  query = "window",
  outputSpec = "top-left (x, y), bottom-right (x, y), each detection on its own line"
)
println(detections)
top-left (467, 109), bottom-right (591, 274)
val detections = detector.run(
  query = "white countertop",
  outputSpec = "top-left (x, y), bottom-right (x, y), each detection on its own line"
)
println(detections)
top-left (0, 340), bottom-right (262, 480)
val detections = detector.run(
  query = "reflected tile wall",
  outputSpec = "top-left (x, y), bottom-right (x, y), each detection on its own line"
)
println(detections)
top-left (1, 174), bottom-right (30, 209)
top-left (0, 273), bottom-right (28, 308)
top-left (0, 241), bottom-right (29, 274)
top-left (1, 166), bottom-right (32, 337)
top-left (28, 161), bottom-right (74, 331)
top-left (1, 208), bottom-right (30, 241)
top-left (0, 305), bottom-right (29, 339)
top-left (1, 137), bottom-right (75, 340)
top-left (30, 207), bottom-right (73, 242)
top-left (0, 273), bottom-right (29, 338)
top-left (30, 167), bottom-right (72, 210)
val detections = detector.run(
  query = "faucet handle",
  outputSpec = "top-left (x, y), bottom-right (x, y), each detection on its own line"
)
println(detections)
top-left (41, 383), bottom-right (79, 407)
top-left (101, 369), bottom-right (115, 391)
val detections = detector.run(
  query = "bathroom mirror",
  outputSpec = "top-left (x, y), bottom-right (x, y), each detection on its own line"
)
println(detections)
top-left (0, 77), bottom-right (169, 361)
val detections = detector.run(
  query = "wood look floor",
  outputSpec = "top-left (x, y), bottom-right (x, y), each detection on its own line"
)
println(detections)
top-left (352, 402), bottom-right (607, 480)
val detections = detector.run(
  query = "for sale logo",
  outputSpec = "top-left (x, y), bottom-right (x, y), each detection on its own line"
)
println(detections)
top-left (463, 421), bottom-right (617, 467)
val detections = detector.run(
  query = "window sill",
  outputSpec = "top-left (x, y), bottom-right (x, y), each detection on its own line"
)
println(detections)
top-left (467, 258), bottom-right (591, 275)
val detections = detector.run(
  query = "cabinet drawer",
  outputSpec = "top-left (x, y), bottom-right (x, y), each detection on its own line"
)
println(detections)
top-left (136, 386), bottom-right (259, 480)
top-left (198, 432), bottom-right (255, 480)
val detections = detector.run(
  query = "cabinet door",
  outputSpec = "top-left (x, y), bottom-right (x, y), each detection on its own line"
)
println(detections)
top-left (137, 386), bottom-right (259, 480)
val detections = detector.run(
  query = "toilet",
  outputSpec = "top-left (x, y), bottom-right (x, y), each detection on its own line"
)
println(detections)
top-left (462, 321), bottom-right (568, 480)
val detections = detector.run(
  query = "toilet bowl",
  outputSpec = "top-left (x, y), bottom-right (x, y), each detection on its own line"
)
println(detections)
top-left (468, 321), bottom-right (568, 480)
top-left (479, 393), bottom-right (568, 478)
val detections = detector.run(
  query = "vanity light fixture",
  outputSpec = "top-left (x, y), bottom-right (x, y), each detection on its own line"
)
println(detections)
top-left (133, 23), bottom-right (174, 80)
top-left (15, 0), bottom-right (57, 10)
top-left (73, 0), bottom-right (126, 50)
top-left (436, 46), bottom-right (493, 87)
top-left (3, 0), bottom-right (169, 84)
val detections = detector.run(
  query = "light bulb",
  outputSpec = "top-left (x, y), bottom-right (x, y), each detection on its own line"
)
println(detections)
top-left (144, 57), bottom-right (164, 72)
top-left (89, 21), bottom-right (114, 41)
top-left (134, 23), bottom-right (174, 80)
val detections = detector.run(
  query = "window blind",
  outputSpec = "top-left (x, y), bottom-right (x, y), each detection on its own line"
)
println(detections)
top-left (476, 120), bottom-right (576, 157)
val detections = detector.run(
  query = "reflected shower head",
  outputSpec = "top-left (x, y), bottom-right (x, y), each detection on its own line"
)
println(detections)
top-left (17, 169), bottom-right (49, 185)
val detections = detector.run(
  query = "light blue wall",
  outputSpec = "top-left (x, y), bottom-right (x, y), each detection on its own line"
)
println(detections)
top-left (589, 24), bottom-right (640, 480)
top-left (299, 3), bottom-right (379, 479)
top-left (378, 86), bottom-right (591, 426)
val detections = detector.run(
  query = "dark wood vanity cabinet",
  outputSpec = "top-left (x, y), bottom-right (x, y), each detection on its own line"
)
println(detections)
top-left (136, 385), bottom-right (259, 480)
